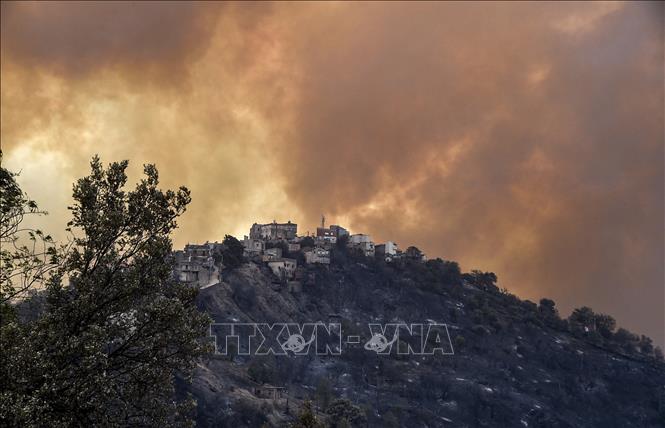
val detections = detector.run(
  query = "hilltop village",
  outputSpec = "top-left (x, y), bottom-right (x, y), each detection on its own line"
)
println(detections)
top-left (176, 220), bottom-right (665, 428)
top-left (172, 218), bottom-right (426, 289)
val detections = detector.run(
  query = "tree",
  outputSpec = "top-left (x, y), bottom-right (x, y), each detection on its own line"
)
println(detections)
top-left (594, 314), bottom-right (616, 339)
top-left (300, 236), bottom-right (315, 248)
top-left (325, 399), bottom-right (366, 427)
top-left (266, 239), bottom-right (289, 255)
top-left (331, 235), bottom-right (349, 266)
top-left (538, 298), bottom-right (558, 318)
top-left (1, 157), bottom-right (210, 426)
top-left (569, 306), bottom-right (596, 333)
top-left (1, 161), bottom-right (66, 417)
top-left (0, 163), bottom-right (63, 315)
top-left (425, 258), bottom-right (462, 285)
top-left (463, 270), bottom-right (498, 292)
top-left (292, 400), bottom-right (322, 428)
top-left (221, 234), bottom-right (245, 270)
top-left (405, 246), bottom-right (423, 260)
top-left (638, 335), bottom-right (654, 355)
top-left (614, 328), bottom-right (638, 353)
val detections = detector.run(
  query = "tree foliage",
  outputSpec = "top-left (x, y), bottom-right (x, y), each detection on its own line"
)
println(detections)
top-left (538, 298), bottom-right (557, 318)
top-left (292, 400), bottom-right (323, 428)
top-left (325, 398), bottom-right (366, 427)
top-left (594, 313), bottom-right (616, 338)
top-left (221, 234), bottom-right (245, 270)
top-left (0, 162), bottom-right (63, 315)
top-left (1, 157), bottom-right (210, 427)
top-left (463, 270), bottom-right (498, 292)
top-left (299, 236), bottom-right (316, 249)
top-left (569, 306), bottom-right (596, 332)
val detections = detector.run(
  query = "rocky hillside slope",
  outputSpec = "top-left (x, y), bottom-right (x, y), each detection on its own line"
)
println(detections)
top-left (185, 252), bottom-right (665, 427)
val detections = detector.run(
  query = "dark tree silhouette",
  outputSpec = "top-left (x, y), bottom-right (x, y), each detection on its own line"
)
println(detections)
top-left (221, 234), bottom-right (245, 270)
top-left (1, 157), bottom-right (210, 426)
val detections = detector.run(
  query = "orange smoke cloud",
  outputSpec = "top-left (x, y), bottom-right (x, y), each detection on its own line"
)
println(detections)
top-left (1, 2), bottom-right (663, 344)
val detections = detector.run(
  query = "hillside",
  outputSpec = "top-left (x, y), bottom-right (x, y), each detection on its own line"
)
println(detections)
top-left (183, 247), bottom-right (665, 428)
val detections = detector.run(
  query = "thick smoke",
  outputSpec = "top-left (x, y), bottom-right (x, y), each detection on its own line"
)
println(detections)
top-left (1, 2), bottom-right (663, 344)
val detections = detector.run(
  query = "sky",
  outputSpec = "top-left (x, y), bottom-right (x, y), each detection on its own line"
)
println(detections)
top-left (1, 1), bottom-right (663, 345)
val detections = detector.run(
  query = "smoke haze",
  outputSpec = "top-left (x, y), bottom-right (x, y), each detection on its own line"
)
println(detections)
top-left (1, 1), bottom-right (663, 344)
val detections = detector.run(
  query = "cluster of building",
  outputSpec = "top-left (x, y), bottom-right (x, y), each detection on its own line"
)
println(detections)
top-left (172, 242), bottom-right (224, 288)
top-left (173, 217), bottom-right (425, 288)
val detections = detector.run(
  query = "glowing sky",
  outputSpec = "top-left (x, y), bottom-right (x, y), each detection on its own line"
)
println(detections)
top-left (1, 1), bottom-right (663, 344)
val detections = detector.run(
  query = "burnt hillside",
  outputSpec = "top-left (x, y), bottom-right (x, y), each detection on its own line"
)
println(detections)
top-left (185, 246), bottom-right (665, 428)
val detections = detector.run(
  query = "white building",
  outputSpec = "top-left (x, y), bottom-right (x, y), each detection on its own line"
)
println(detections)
top-left (375, 241), bottom-right (398, 261)
top-left (173, 243), bottom-right (223, 287)
top-left (330, 224), bottom-right (349, 238)
top-left (249, 221), bottom-right (297, 241)
top-left (243, 237), bottom-right (265, 257)
top-left (267, 258), bottom-right (297, 280)
top-left (304, 247), bottom-right (330, 264)
top-left (348, 234), bottom-right (375, 257)
top-left (316, 227), bottom-right (336, 242)
top-left (262, 247), bottom-right (283, 261)
top-left (316, 217), bottom-right (347, 242)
